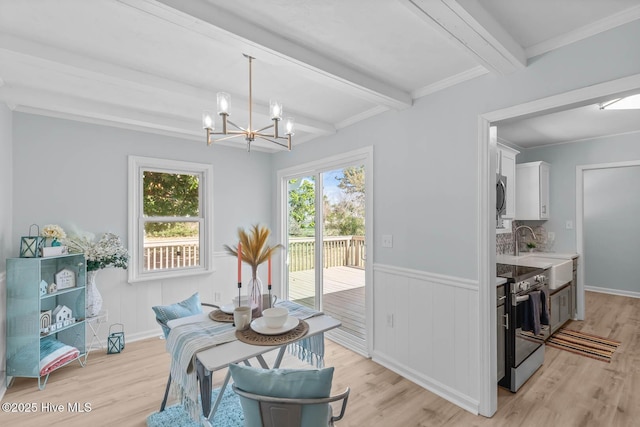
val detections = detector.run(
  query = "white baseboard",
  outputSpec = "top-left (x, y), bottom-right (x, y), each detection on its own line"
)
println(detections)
top-left (126, 329), bottom-right (166, 344)
top-left (585, 286), bottom-right (640, 299)
top-left (372, 351), bottom-right (479, 415)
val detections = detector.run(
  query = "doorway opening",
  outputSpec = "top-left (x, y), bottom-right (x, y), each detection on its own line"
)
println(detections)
top-left (478, 73), bottom-right (640, 416)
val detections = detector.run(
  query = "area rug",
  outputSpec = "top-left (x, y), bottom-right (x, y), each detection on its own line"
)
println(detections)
top-left (146, 385), bottom-right (243, 427)
top-left (546, 328), bottom-right (621, 363)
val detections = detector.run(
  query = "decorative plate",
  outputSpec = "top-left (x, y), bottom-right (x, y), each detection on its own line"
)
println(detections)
top-left (250, 316), bottom-right (300, 335)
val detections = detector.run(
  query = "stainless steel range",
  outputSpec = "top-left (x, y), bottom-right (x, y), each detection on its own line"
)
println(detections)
top-left (497, 263), bottom-right (550, 392)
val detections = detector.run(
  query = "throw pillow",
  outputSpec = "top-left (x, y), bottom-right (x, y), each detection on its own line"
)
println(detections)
top-left (229, 363), bottom-right (334, 427)
top-left (152, 292), bottom-right (202, 338)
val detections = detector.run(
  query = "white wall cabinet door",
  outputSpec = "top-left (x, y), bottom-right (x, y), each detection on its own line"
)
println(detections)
top-left (516, 161), bottom-right (550, 220)
top-left (498, 144), bottom-right (519, 219)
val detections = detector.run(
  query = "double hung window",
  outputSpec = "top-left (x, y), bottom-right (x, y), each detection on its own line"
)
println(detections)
top-left (128, 156), bottom-right (213, 282)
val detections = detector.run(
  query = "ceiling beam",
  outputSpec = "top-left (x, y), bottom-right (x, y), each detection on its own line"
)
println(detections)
top-left (133, 0), bottom-right (413, 110)
top-left (0, 36), bottom-right (335, 136)
top-left (403, 0), bottom-right (526, 75)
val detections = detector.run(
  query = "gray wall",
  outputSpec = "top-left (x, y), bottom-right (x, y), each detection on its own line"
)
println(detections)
top-left (0, 103), bottom-right (12, 395)
top-left (519, 131), bottom-right (640, 254)
top-left (11, 113), bottom-right (274, 341)
top-left (275, 20), bottom-right (640, 280)
top-left (584, 166), bottom-right (640, 293)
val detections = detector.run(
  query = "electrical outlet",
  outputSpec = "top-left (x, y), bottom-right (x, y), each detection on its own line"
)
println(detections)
top-left (214, 292), bottom-right (221, 301)
top-left (548, 231), bottom-right (555, 240)
top-left (382, 234), bottom-right (393, 248)
top-left (387, 313), bottom-right (394, 327)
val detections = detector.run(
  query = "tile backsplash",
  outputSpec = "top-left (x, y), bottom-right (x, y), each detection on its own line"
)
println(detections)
top-left (496, 221), bottom-right (552, 255)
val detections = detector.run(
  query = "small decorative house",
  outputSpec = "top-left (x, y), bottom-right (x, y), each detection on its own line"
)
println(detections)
top-left (40, 310), bottom-right (52, 334)
top-left (39, 280), bottom-right (48, 297)
top-left (52, 305), bottom-right (73, 324)
top-left (55, 268), bottom-right (76, 290)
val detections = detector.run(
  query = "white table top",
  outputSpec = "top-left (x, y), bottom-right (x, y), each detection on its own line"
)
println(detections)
top-left (167, 312), bottom-right (341, 372)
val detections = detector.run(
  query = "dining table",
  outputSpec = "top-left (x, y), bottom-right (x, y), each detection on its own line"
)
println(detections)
top-left (166, 301), bottom-right (341, 423)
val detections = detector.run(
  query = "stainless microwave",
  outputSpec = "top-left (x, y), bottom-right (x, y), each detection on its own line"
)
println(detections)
top-left (496, 173), bottom-right (507, 227)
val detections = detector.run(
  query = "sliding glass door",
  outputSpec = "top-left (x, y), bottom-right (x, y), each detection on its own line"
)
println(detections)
top-left (285, 164), bottom-right (367, 353)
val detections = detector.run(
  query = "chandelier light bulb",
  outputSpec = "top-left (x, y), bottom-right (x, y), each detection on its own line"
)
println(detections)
top-left (202, 111), bottom-right (214, 130)
top-left (270, 99), bottom-right (283, 120)
top-left (217, 92), bottom-right (230, 115)
top-left (284, 117), bottom-right (295, 136)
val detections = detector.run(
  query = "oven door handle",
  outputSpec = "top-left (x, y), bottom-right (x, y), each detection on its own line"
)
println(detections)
top-left (512, 294), bottom-right (530, 305)
top-left (503, 313), bottom-right (509, 330)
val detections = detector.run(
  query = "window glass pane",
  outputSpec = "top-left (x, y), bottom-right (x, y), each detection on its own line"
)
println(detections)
top-left (143, 172), bottom-right (200, 217)
top-left (143, 221), bottom-right (200, 271)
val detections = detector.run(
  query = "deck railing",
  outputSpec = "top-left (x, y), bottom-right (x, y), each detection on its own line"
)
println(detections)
top-left (143, 235), bottom-right (365, 272)
top-left (288, 235), bottom-right (365, 272)
top-left (144, 238), bottom-right (200, 271)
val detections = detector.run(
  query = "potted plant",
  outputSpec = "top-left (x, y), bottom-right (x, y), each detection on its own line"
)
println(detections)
top-left (526, 242), bottom-right (537, 252)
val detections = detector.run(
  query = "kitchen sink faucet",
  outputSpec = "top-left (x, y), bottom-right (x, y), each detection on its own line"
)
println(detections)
top-left (514, 225), bottom-right (536, 256)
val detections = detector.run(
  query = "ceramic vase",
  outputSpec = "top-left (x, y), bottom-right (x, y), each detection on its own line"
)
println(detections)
top-left (86, 270), bottom-right (103, 318)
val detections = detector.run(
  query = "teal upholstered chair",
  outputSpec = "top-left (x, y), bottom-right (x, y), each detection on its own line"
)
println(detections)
top-left (152, 293), bottom-right (219, 411)
top-left (229, 364), bottom-right (350, 427)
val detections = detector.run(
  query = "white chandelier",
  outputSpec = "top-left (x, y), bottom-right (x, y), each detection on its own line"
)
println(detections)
top-left (202, 54), bottom-right (295, 151)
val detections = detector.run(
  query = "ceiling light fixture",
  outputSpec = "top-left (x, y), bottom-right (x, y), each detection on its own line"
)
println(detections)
top-left (202, 54), bottom-right (294, 151)
top-left (599, 93), bottom-right (640, 110)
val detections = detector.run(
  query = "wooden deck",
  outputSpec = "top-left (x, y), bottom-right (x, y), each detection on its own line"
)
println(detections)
top-left (289, 266), bottom-right (365, 341)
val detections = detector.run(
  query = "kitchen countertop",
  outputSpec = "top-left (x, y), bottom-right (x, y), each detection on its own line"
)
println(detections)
top-left (496, 252), bottom-right (578, 269)
top-left (496, 277), bottom-right (507, 287)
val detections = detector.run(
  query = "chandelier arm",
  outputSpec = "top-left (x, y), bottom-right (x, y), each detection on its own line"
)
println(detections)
top-left (211, 134), bottom-right (247, 143)
top-left (225, 119), bottom-right (246, 132)
top-left (254, 131), bottom-right (288, 141)
top-left (256, 135), bottom-right (290, 149)
top-left (255, 123), bottom-right (275, 134)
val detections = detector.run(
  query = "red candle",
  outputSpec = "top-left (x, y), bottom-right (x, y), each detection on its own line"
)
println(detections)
top-left (268, 254), bottom-right (272, 287)
top-left (237, 242), bottom-right (242, 284)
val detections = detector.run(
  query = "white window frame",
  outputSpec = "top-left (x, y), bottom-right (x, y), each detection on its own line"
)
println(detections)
top-left (128, 156), bottom-right (214, 283)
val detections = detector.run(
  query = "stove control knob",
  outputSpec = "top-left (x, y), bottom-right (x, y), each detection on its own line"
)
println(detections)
top-left (518, 281), bottom-right (530, 291)
top-left (534, 275), bottom-right (546, 284)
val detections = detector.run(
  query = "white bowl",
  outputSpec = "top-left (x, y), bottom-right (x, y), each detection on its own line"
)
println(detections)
top-left (262, 307), bottom-right (288, 329)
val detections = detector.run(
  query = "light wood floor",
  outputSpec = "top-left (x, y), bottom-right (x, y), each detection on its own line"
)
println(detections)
top-left (1, 291), bottom-right (637, 426)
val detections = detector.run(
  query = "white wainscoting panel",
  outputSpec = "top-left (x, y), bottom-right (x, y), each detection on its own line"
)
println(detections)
top-left (373, 264), bottom-right (480, 414)
top-left (125, 252), bottom-right (280, 342)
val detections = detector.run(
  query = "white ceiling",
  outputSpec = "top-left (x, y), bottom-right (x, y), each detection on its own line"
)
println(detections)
top-left (1, 0), bottom-right (639, 151)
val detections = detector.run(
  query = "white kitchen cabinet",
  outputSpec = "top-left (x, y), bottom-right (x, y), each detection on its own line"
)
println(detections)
top-left (497, 143), bottom-right (519, 219)
top-left (516, 161), bottom-right (550, 220)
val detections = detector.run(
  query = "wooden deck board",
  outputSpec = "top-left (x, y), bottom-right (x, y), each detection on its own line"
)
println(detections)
top-left (289, 266), bottom-right (365, 341)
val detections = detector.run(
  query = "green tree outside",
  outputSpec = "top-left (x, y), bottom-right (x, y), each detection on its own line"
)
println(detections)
top-left (143, 171), bottom-right (200, 237)
top-left (289, 167), bottom-right (365, 237)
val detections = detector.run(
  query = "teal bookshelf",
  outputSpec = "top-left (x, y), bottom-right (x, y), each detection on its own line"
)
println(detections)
top-left (6, 254), bottom-right (87, 390)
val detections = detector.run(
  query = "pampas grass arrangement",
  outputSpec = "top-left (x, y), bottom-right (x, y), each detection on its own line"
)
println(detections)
top-left (224, 224), bottom-right (282, 279)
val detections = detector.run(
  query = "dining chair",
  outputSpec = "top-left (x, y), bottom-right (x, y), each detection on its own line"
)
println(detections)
top-left (151, 293), bottom-right (219, 411)
top-left (232, 384), bottom-right (350, 427)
